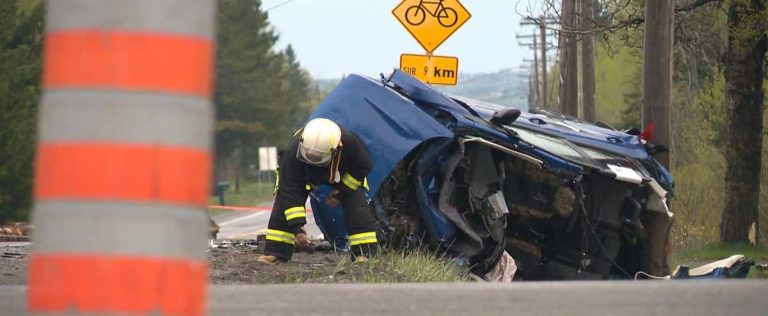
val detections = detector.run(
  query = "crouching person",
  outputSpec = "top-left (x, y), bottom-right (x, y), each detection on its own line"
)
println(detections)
top-left (258, 118), bottom-right (378, 264)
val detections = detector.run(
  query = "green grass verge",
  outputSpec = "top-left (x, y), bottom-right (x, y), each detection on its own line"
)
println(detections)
top-left (206, 207), bottom-right (232, 218)
top-left (207, 181), bottom-right (275, 217)
top-left (333, 249), bottom-right (469, 283)
top-left (671, 243), bottom-right (768, 279)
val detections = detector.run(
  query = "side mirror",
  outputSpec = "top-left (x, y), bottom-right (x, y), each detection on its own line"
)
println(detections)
top-left (646, 143), bottom-right (669, 156)
top-left (490, 108), bottom-right (521, 126)
top-left (624, 127), bottom-right (640, 135)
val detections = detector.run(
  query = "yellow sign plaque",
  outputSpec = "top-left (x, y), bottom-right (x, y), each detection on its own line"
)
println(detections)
top-left (400, 53), bottom-right (459, 86)
top-left (392, 0), bottom-right (471, 53)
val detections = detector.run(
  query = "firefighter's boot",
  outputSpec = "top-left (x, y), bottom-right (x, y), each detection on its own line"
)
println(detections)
top-left (257, 255), bottom-right (283, 265)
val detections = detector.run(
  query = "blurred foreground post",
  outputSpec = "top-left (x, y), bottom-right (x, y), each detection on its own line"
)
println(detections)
top-left (28, 1), bottom-right (216, 315)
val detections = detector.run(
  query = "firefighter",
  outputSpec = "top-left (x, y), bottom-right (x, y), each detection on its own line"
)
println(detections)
top-left (257, 118), bottom-right (379, 264)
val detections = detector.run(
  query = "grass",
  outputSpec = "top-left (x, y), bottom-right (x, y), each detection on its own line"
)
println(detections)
top-left (207, 180), bottom-right (275, 217)
top-left (281, 248), bottom-right (469, 284)
top-left (283, 267), bottom-right (324, 284)
top-left (333, 249), bottom-right (470, 283)
top-left (671, 242), bottom-right (768, 279)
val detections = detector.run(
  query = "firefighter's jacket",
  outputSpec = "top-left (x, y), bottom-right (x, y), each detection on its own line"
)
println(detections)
top-left (274, 127), bottom-right (372, 231)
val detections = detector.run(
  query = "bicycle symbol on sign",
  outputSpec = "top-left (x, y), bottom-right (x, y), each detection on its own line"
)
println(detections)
top-left (405, 0), bottom-right (458, 27)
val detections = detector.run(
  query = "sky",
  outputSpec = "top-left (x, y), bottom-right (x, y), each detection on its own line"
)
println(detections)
top-left (263, 0), bottom-right (540, 79)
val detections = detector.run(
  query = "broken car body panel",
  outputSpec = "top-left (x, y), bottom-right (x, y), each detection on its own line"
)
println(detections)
top-left (310, 70), bottom-right (675, 279)
top-left (309, 73), bottom-right (454, 196)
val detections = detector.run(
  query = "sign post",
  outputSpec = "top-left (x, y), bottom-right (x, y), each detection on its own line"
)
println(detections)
top-left (392, 0), bottom-right (471, 86)
top-left (400, 54), bottom-right (459, 85)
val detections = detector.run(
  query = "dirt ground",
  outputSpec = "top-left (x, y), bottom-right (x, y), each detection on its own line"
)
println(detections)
top-left (0, 241), bottom-right (359, 285)
top-left (209, 240), bottom-right (362, 284)
top-left (0, 243), bottom-right (29, 285)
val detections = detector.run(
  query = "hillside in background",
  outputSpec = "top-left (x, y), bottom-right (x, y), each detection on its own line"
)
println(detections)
top-left (314, 78), bottom-right (341, 95)
top-left (314, 68), bottom-right (529, 111)
top-left (439, 69), bottom-right (529, 111)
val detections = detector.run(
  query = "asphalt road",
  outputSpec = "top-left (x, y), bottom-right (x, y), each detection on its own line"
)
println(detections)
top-left (2, 281), bottom-right (767, 315)
top-left (213, 200), bottom-right (322, 240)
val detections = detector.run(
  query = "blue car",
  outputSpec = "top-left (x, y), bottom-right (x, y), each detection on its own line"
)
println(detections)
top-left (309, 70), bottom-right (674, 280)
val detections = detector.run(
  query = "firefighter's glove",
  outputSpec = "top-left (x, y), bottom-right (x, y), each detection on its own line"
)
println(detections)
top-left (295, 227), bottom-right (313, 253)
top-left (296, 227), bottom-right (309, 247)
top-left (296, 231), bottom-right (310, 247)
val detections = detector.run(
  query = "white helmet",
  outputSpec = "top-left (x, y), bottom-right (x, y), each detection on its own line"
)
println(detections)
top-left (297, 118), bottom-right (342, 166)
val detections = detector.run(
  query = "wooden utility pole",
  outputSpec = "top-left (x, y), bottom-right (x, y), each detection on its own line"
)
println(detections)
top-left (581, 0), bottom-right (597, 122)
top-left (559, 0), bottom-right (578, 116)
top-left (234, 139), bottom-right (242, 193)
top-left (522, 16), bottom-right (555, 109)
top-left (517, 32), bottom-right (541, 107)
top-left (540, 16), bottom-right (548, 109)
top-left (532, 33), bottom-right (540, 106)
top-left (528, 75), bottom-right (535, 107)
top-left (642, 0), bottom-right (673, 167)
top-left (641, 0), bottom-right (674, 277)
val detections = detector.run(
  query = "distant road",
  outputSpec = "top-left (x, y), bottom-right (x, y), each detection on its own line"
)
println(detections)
top-left (213, 200), bottom-right (322, 240)
top-left (2, 281), bottom-right (767, 315)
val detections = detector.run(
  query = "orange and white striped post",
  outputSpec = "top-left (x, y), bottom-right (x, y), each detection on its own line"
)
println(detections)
top-left (28, 1), bottom-right (215, 315)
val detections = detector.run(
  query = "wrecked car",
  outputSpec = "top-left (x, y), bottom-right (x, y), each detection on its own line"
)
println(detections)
top-left (308, 70), bottom-right (674, 280)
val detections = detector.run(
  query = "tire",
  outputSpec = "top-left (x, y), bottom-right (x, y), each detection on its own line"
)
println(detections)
top-left (405, 6), bottom-right (426, 26)
top-left (437, 7), bottom-right (458, 27)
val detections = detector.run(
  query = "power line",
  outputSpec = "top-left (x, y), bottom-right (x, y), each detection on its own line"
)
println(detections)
top-left (265, 0), bottom-right (298, 12)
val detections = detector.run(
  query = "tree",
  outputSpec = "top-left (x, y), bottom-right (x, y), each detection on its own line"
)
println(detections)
top-left (215, 0), bottom-right (314, 185)
top-left (280, 45), bottom-right (313, 130)
top-left (0, 0), bottom-right (44, 224)
top-left (720, 0), bottom-right (767, 243)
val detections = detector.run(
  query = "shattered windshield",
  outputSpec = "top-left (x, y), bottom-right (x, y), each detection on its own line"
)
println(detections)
top-left (509, 126), bottom-right (604, 170)
top-left (579, 146), bottom-right (652, 180)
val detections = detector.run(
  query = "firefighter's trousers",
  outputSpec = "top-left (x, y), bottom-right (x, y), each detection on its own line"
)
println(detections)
top-left (263, 189), bottom-right (378, 261)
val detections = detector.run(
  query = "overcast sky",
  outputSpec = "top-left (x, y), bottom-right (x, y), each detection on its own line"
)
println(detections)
top-left (263, 0), bottom-right (539, 79)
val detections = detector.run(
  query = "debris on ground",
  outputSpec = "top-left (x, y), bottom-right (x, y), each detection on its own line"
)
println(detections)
top-left (3, 238), bottom-right (762, 285)
top-left (208, 238), bottom-right (363, 284)
top-left (636, 254), bottom-right (757, 280)
top-left (481, 251), bottom-right (517, 282)
top-left (0, 222), bottom-right (31, 242)
top-left (670, 255), bottom-right (753, 279)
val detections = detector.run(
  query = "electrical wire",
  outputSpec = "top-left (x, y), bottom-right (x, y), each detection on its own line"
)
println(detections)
top-left (634, 271), bottom-right (670, 280)
top-left (265, 0), bottom-right (297, 12)
top-left (576, 182), bottom-right (635, 279)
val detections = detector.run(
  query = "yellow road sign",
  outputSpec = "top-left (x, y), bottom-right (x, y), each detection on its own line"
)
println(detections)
top-left (393, 0), bottom-right (471, 53)
top-left (400, 53), bottom-right (459, 85)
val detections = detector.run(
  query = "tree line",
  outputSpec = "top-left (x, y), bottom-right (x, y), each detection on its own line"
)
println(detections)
top-left (529, 0), bottom-right (767, 246)
top-left (0, 0), bottom-right (320, 223)
top-left (214, 0), bottom-right (322, 191)
top-left (0, 0), bottom-right (43, 224)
